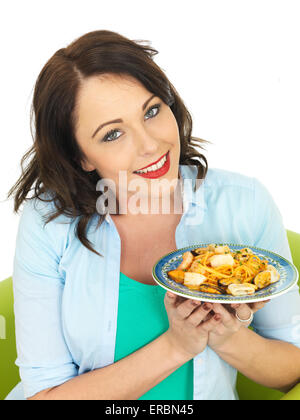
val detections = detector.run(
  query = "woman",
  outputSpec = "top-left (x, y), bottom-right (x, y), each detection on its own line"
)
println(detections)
top-left (6, 30), bottom-right (300, 400)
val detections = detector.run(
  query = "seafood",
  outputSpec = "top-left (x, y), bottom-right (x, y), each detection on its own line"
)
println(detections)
top-left (167, 245), bottom-right (280, 297)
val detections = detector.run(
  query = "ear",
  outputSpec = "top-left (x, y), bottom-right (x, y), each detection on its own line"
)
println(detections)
top-left (81, 159), bottom-right (96, 172)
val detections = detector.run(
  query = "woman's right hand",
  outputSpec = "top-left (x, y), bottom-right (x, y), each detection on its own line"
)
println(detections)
top-left (163, 291), bottom-right (221, 361)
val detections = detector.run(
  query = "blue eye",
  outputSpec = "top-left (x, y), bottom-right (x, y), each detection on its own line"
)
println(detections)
top-left (102, 128), bottom-right (121, 143)
top-left (145, 104), bottom-right (161, 120)
top-left (101, 103), bottom-right (161, 143)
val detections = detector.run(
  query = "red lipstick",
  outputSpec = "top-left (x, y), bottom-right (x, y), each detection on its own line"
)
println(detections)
top-left (135, 152), bottom-right (169, 172)
top-left (134, 151), bottom-right (170, 179)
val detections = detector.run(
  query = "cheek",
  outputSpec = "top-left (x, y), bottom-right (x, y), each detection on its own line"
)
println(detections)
top-left (166, 114), bottom-right (180, 145)
top-left (95, 150), bottom-right (132, 176)
top-left (153, 108), bottom-right (179, 142)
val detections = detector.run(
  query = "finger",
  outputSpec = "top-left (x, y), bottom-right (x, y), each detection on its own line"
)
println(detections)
top-left (214, 303), bottom-right (235, 328)
top-left (186, 302), bottom-right (214, 327)
top-left (212, 303), bottom-right (236, 329)
top-left (250, 300), bottom-right (270, 313)
top-left (199, 313), bottom-right (222, 332)
top-left (164, 292), bottom-right (178, 309)
top-left (235, 304), bottom-right (253, 321)
top-left (202, 310), bottom-right (215, 323)
top-left (225, 304), bottom-right (236, 315)
top-left (175, 298), bottom-right (202, 319)
top-left (167, 291), bottom-right (177, 299)
top-left (173, 295), bottom-right (190, 308)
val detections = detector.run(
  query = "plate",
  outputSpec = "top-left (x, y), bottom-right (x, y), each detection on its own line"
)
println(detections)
top-left (152, 243), bottom-right (299, 304)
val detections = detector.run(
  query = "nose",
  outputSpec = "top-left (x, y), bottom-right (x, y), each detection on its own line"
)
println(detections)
top-left (133, 126), bottom-right (160, 157)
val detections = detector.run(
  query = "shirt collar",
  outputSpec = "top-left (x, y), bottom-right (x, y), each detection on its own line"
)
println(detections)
top-left (179, 164), bottom-right (206, 207)
top-left (104, 164), bottom-right (206, 225)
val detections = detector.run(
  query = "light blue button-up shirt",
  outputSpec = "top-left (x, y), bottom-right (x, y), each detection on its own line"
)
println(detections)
top-left (5, 165), bottom-right (300, 400)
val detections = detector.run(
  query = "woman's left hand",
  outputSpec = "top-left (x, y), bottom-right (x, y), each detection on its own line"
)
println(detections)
top-left (206, 300), bottom-right (270, 352)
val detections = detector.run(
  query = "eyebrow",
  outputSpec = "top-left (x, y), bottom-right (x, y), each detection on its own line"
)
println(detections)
top-left (91, 93), bottom-right (157, 139)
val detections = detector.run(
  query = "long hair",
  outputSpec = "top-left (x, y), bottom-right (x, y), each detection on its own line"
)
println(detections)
top-left (7, 30), bottom-right (211, 257)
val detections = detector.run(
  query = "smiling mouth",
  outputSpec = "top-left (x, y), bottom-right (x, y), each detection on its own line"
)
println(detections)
top-left (133, 151), bottom-right (169, 174)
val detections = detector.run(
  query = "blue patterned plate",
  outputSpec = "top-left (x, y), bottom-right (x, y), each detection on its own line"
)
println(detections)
top-left (152, 243), bottom-right (299, 304)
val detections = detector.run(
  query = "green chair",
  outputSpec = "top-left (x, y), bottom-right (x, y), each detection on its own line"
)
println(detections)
top-left (0, 276), bottom-right (21, 400)
top-left (1, 230), bottom-right (300, 400)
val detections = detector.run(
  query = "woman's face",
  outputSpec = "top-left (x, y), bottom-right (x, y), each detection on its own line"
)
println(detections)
top-left (74, 73), bottom-right (181, 213)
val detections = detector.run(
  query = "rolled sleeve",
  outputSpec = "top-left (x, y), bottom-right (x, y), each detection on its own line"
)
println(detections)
top-left (13, 198), bottom-right (78, 399)
top-left (251, 177), bottom-right (300, 349)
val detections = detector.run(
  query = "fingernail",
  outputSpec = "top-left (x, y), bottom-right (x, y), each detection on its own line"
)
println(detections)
top-left (167, 292), bottom-right (175, 298)
top-left (203, 303), bottom-right (211, 311)
top-left (214, 314), bottom-right (221, 321)
top-left (192, 300), bottom-right (201, 306)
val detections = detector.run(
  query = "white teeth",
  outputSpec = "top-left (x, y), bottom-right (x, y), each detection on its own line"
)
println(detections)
top-left (157, 156), bottom-right (166, 169)
top-left (136, 154), bottom-right (167, 174)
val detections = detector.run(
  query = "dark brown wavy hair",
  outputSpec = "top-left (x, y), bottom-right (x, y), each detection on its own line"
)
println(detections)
top-left (7, 29), bottom-right (211, 258)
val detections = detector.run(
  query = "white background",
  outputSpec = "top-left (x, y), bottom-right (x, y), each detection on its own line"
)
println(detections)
top-left (1, 0), bottom-right (299, 282)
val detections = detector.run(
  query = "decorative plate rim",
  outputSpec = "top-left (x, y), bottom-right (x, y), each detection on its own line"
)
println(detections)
top-left (152, 243), bottom-right (299, 304)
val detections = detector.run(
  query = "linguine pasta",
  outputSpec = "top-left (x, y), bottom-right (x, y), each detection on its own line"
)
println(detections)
top-left (167, 244), bottom-right (280, 297)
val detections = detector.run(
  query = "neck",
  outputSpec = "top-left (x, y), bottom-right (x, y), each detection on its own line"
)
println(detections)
top-left (114, 174), bottom-right (184, 218)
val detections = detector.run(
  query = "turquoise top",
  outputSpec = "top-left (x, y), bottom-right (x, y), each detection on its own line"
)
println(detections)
top-left (114, 272), bottom-right (194, 400)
